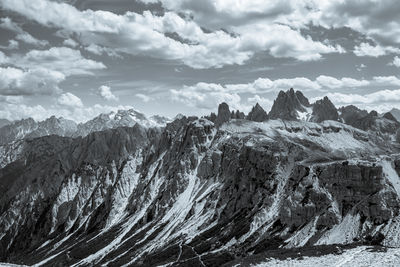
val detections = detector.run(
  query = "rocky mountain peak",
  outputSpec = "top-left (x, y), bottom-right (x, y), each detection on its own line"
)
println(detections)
top-left (311, 96), bottom-right (339, 123)
top-left (114, 109), bottom-right (147, 121)
top-left (369, 110), bottom-right (378, 117)
top-left (149, 115), bottom-right (171, 125)
top-left (383, 112), bottom-right (398, 122)
top-left (0, 108), bottom-right (171, 145)
top-left (339, 105), bottom-right (399, 133)
top-left (75, 108), bottom-right (169, 137)
top-left (233, 110), bottom-right (245, 119)
top-left (215, 102), bottom-right (231, 126)
top-left (390, 108), bottom-right (400, 122)
top-left (247, 103), bottom-right (268, 122)
top-left (296, 90), bottom-right (311, 107)
top-left (0, 118), bottom-right (38, 145)
top-left (0, 116), bottom-right (79, 145)
top-left (269, 88), bottom-right (311, 120)
top-left (173, 113), bottom-right (185, 120)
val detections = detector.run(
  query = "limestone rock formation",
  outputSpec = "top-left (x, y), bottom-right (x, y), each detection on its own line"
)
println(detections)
top-left (390, 108), bottom-right (400, 122)
top-left (311, 96), bottom-right (339, 122)
top-left (215, 102), bottom-right (231, 126)
top-left (247, 103), bottom-right (268, 122)
top-left (269, 88), bottom-right (311, 120)
top-left (383, 112), bottom-right (398, 122)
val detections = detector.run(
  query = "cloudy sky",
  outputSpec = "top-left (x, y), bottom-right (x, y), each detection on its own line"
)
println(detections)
top-left (1, 0), bottom-right (400, 122)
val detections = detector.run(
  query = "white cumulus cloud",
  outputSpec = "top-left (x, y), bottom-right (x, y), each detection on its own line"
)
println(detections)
top-left (391, 56), bottom-right (400, 67)
top-left (57, 92), bottom-right (83, 108)
top-left (0, 67), bottom-right (64, 96)
top-left (98, 85), bottom-right (118, 101)
top-left (353, 42), bottom-right (400, 57)
top-left (136, 93), bottom-right (152, 103)
top-left (0, 0), bottom-right (345, 69)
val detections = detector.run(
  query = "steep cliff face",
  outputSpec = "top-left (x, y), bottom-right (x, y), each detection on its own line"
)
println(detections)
top-left (1, 117), bottom-right (400, 266)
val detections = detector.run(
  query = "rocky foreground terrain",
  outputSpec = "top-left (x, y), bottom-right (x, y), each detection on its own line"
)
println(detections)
top-left (1, 89), bottom-right (400, 266)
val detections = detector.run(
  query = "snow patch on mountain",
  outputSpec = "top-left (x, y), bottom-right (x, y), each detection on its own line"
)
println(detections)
top-left (297, 106), bottom-right (312, 121)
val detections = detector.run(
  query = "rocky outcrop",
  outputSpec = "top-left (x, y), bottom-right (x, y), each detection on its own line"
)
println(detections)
top-left (311, 96), bottom-right (339, 123)
top-left (215, 102), bottom-right (231, 126)
top-left (281, 163), bottom-right (398, 232)
top-left (247, 103), bottom-right (268, 122)
top-left (339, 105), bottom-right (368, 125)
top-left (383, 112), bottom-right (398, 122)
top-left (269, 88), bottom-right (311, 120)
top-left (390, 108), bottom-right (400, 122)
top-left (232, 110), bottom-right (246, 119)
top-left (207, 107), bottom-right (244, 123)
top-left (340, 106), bottom-right (399, 134)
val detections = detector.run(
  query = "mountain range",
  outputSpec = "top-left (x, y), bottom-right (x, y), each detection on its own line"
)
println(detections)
top-left (1, 89), bottom-right (400, 266)
top-left (0, 109), bottom-right (170, 145)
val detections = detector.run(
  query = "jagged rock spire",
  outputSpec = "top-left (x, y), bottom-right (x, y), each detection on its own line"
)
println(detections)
top-left (215, 102), bottom-right (231, 126)
top-left (247, 103), bottom-right (268, 122)
top-left (268, 88), bottom-right (311, 120)
top-left (311, 96), bottom-right (339, 123)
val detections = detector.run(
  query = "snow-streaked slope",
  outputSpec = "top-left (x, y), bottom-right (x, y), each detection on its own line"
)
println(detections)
top-left (297, 106), bottom-right (313, 121)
